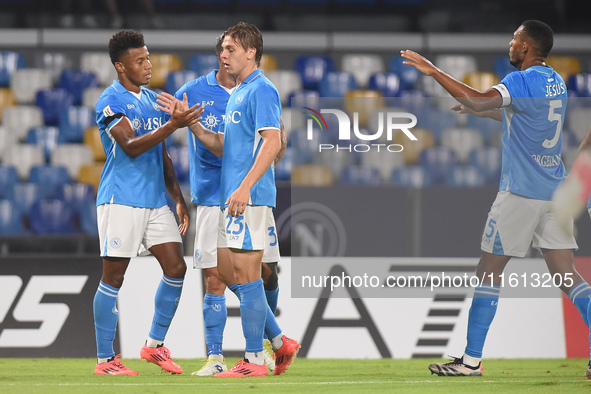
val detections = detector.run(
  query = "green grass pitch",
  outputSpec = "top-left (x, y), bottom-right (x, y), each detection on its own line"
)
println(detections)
top-left (1, 358), bottom-right (590, 393)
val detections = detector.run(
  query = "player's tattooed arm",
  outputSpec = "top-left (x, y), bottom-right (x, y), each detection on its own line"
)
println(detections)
top-left (274, 118), bottom-right (287, 167)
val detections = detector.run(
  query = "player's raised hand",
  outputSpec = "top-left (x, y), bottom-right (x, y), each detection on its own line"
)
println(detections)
top-left (157, 92), bottom-right (176, 115)
top-left (400, 49), bottom-right (437, 77)
top-left (170, 93), bottom-right (203, 129)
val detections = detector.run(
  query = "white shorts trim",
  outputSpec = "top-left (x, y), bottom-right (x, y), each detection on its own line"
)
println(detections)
top-left (98, 203), bottom-right (182, 258)
top-left (481, 191), bottom-right (578, 257)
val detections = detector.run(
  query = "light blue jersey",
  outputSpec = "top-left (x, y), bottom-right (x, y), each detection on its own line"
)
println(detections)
top-left (493, 65), bottom-right (567, 200)
top-left (175, 70), bottom-right (230, 206)
top-left (95, 80), bottom-right (168, 208)
top-left (220, 69), bottom-right (281, 209)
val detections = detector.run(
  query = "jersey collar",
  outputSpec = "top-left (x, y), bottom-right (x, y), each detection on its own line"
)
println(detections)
top-left (207, 70), bottom-right (220, 86)
top-left (243, 69), bottom-right (263, 84)
top-left (112, 79), bottom-right (144, 95)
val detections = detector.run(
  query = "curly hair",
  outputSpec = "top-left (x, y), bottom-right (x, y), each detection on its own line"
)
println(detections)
top-left (108, 29), bottom-right (146, 65)
top-left (225, 22), bottom-right (263, 67)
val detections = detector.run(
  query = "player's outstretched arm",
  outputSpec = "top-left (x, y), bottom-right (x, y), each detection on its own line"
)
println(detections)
top-left (162, 140), bottom-right (190, 235)
top-left (400, 50), bottom-right (502, 112)
top-left (450, 103), bottom-right (503, 122)
top-left (158, 92), bottom-right (224, 157)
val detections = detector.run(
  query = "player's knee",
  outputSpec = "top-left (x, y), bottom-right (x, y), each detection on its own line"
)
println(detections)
top-left (205, 274), bottom-right (226, 295)
top-left (263, 262), bottom-right (278, 290)
top-left (165, 259), bottom-right (187, 279)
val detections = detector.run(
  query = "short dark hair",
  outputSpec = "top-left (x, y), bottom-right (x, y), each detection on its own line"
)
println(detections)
top-left (521, 20), bottom-right (553, 58)
top-left (215, 33), bottom-right (224, 57)
top-left (225, 22), bottom-right (263, 67)
top-left (108, 29), bottom-right (146, 65)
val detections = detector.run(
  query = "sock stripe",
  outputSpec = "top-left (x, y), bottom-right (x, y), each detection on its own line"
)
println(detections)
top-left (474, 287), bottom-right (500, 297)
top-left (569, 282), bottom-right (591, 301)
top-left (98, 282), bottom-right (119, 297)
top-left (162, 275), bottom-right (184, 288)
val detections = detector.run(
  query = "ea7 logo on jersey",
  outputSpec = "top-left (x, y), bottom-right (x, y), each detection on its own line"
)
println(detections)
top-left (0, 275), bottom-right (88, 348)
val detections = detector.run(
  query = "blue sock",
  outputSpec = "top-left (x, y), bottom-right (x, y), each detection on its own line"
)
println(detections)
top-left (93, 281), bottom-right (119, 359)
top-left (238, 279), bottom-right (267, 353)
top-left (265, 287), bottom-right (279, 315)
top-left (569, 281), bottom-right (591, 328)
top-left (149, 275), bottom-right (183, 342)
top-left (464, 283), bottom-right (500, 358)
top-left (203, 293), bottom-right (226, 356)
top-left (229, 283), bottom-right (241, 299)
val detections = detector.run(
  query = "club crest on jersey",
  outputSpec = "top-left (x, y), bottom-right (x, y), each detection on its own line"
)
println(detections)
top-left (153, 102), bottom-right (160, 111)
top-left (235, 94), bottom-right (244, 104)
top-left (103, 105), bottom-right (115, 117)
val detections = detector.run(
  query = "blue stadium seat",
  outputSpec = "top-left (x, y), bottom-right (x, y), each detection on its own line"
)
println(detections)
top-left (58, 106), bottom-right (95, 143)
top-left (568, 73), bottom-right (591, 97)
top-left (368, 72), bottom-right (401, 101)
top-left (167, 145), bottom-right (190, 183)
top-left (340, 164), bottom-right (382, 186)
top-left (34, 51), bottom-right (74, 84)
top-left (318, 71), bottom-right (358, 107)
top-left (416, 108), bottom-right (457, 143)
top-left (36, 88), bottom-right (75, 125)
top-left (0, 51), bottom-right (25, 87)
top-left (419, 147), bottom-right (458, 183)
top-left (444, 165), bottom-right (486, 187)
top-left (388, 55), bottom-right (420, 91)
top-left (465, 114), bottom-right (501, 144)
top-left (29, 199), bottom-right (77, 234)
top-left (391, 166), bottom-right (432, 187)
top-left (295, 55), bottom-right (336, 91)
top-left (29, 165), bottom-right (71, 196)
top-left (468, 147), bottom-right (501, 184)
top-left (188, 54), bottom-right (219, 76)
top-left (494, 56), bottom-right (516, 80)
top-left (0, 199), bottom-right (26, 235)
top-left (165, 70), bottom-right (197, 94)
top-left (59, 69), bottom-right (99, 105)
top-left (398, 89), bottom-right (429, 115)
top-left (79, 197), bottom-right (98, 235)
top-left (54, 182), bottom-right (95, 215)
top-left (0, 164), bottom-right (18, 200)
top-left (286, 89), bottom-right (320, 108)
top-left (275, 146), bottom-right (292, 181)
top-left (12, 182), bottom-right (53, 216)
top-left (27, 126), bottom-right (60, 162)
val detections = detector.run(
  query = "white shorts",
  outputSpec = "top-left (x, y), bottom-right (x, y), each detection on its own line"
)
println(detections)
top-left (193, 205), bottom-right (280, 269)
top-left (98, 203), bottom-right (182, 258)
top-left (218, 205), bottom-right (272, 252)
top-left (481, 191), bottom-right (578, 257)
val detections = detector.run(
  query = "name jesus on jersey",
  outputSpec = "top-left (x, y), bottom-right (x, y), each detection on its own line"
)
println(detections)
top-left (532, 153), bottom-right (561, 167)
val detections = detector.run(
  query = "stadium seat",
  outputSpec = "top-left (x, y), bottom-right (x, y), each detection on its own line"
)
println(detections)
top-left (419, 147), bottom-right (458, 183)
top-left (83, 126), bottom-right (106, 161)
top-left (462, 72), bottom-right (498, 92)
top-left (50, 144), bottom-right (93, 180)
top-left (368, 72), bottom-right (401, 103)
top-left (148, 53), bottom-right (183, 89)
top-left (398, 89), bottom-right (428, 115)
top-left (340, 164), bottom-right (382, 186)
top-left (165, 70), bottom-right (197, 94)
top-left (0, 199), bottom-right (26, 235)
top-left (493, 56), bottom-right (516, 80)
top-left (0, 164), bottom-right (18, 200)
top-left (344, 89), bottom-right (386, 128)
top-left (289, 128), bottom-right (332, 165)
top-left (0, 51), bottom-right (25, 87)
top-left (34, 51), bottom-right (74, 85)
top-left (295, 55), bottom-right (336, 90)
top-left (393, 127), bottom-right (435, 164)
top-left (266, 70), bottom-right (303, 105)
top-left (318, 71), bottom-right (358, 107)
top-left (77, 162), bottom-right (104, 192)
top-left (36, 88), bottom-right (75, 125)
top-left (546, 56), bottom-right (581, 82)
top-left (58, 106), bottom-right (95, 143)
top-left (315, 148), bottom-right (356, 181)
top-left (341, 54), bottom-right (385, 88)
top-left (465, 113), bottom-right (501, 144)
top-left (281, 107), bottom-right (304, 137)
top-left (391, 166), bottom-right (432, 188)
top-left (4, 144), bottom-right (45, 180)
top-left (80, 52), bottom-right (117, 87)
top-left (0, 126), bottom-right (15, 162)
top-left (275, 146), bottom-right (292, 181)
top-left (29, 198), bottom-right (77, 234)
top-left (568, 73), bottom-right (591, 97)
top-left (1, 105), bottom-right (44, 142)
top-left (468, 146), bottom-right (501, 184)
top-left (29, 164), bottom-right (71, 195)
top-left (359, 147), bottom-right (405, 181)
top-left (567, 107), bottom-right (591, 142)
top-left (287, 89), bottom-right (320, 109)
top-left (291, 164), bottom-right (334, 186)
top-left (12, 182), bottom-right (53, 216)
top-left (0, 87), bottom-right (16, 121)
top-left (260, 54), bottom-right (278, 72)
top-left (445, 165), bottom-right (486, 187)
top-left (27, 126), bottom-right (60, 162)
top-left (9, 68), bottom-right (53, 104)
top-left (54, 182), bottom-right (95, 215)
top-left (188, 54), bottom-right (219, 76)
top-left (59, 69), bottom-right (99, 105)
top-left (81, 87), bottom-right (105, 109)
top-left (440, 127), bottom-right (484, 163)
top-left (435, 54), bottom-right (477, 81)
top-left (167, 145), bottom-right (190, 183)
top-left (416, 107), bottom-right (457, 143)
top-left (79, 197), bottom-right (98, 235)
top-left (388, 55), bottom-right (420, 91)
